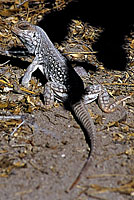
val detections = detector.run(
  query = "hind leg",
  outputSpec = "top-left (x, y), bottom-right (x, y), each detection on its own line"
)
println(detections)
top-left (83, 84), bottom-right (131, 113)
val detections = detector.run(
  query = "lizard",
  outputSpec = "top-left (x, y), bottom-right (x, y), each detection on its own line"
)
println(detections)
top-left (11, 21), bottom-right (131, 190)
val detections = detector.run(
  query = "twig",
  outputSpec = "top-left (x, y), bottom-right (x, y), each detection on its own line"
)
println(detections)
top-left (16, 0), bottom-right (29, 8)
top-left (0, 115), bottom-right (24, 120)
top-left (0, 60), bottom-right (10, 67)
top-left (63, 51), bottom-right (97, 55)
top-left (0, 115), bottom-right (26, 136)
top-left (103, 82), bottom-right (134, 87)
top-left (10, 120), bottom-right (25, 136)
top-left (0, 79), bottom-right (36, 95)
top-left (0, 79), bottom-right (13, 87)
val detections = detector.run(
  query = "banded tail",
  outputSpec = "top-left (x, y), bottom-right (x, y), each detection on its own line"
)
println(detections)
top-left (69, 100), bottom-right (96, 190)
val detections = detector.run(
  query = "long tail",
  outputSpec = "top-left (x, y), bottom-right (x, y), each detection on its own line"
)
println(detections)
top-left (69, 100), bottom-right (96, 190)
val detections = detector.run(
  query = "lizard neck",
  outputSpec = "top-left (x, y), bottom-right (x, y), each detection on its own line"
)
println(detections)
top-left (35, 26), bottom-right (66, 66)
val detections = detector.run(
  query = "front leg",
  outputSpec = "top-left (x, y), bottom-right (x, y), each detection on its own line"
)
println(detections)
top-left (21, 57), bottom-right (44, 87)
top-left (83, 84), bottom-right (131, 113)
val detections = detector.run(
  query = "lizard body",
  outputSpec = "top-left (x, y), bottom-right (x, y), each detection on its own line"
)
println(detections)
top-left (12, 21), bottom-right (130, 189)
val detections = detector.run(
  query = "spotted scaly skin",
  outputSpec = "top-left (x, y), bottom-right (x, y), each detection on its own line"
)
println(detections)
top-left (12, 21), bottom-right (96, 188)
top-left (12, 21), bottom-right (130, 189)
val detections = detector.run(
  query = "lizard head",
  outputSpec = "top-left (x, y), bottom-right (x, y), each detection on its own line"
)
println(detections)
top-left (12, 21), bottom-right (40, 54)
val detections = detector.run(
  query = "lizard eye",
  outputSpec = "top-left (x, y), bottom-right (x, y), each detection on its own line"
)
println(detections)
top-left (18, 24), bottom-right (30, 30)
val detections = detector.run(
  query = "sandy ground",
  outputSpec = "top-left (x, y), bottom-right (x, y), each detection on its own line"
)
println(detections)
top-left (0, 70), bottom-right (134, 200)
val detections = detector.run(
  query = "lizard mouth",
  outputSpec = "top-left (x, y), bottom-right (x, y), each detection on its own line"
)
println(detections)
top-left (11, 26), bottom-right (19, 36)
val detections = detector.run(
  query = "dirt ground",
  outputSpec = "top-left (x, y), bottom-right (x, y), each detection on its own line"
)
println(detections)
top-left (0, 65), bottom-right (134, 200)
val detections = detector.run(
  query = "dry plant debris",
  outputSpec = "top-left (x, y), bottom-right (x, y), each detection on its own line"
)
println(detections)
top-left (58, 19), bottom-right (103, 67)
